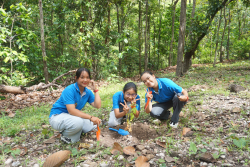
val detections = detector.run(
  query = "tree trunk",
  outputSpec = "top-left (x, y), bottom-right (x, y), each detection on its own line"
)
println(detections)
top-left (213, 9), bottom-right (222, 67)
top-left (219, 7), bottom-right (227, 62)
top-left (138, 0), bottom-right (142, 74)
top-left (169, 0), bottom-right (179, 67)
top-left (226, 7), bottom-right (230, 60)
top-left (105, 1), bottom-right (111, 58)
top-left (176, 0), bottom-right (186, 76)
top-left (38, 0), bottom-right (49, 84)
top-left (157, 0), bottom-right (162, 70)
top-left (148, 10), bottom-right (151, 66)
top-left (115, 3), bottom-right (122, 72)
top-left (237, 0), bottom-right (241, 39)
top-left (144, 0), bottom-right (148, 71)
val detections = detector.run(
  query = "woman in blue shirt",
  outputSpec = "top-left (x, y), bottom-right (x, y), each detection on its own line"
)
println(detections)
top-left (141, 71), bottom-right (188, 128)
top-left (49, 68), bottom-right (101, 143)
top-left (108, 82), bottom-right (140, 127)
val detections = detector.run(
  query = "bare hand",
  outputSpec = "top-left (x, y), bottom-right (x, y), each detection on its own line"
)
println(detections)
top-left (120, 100), bottom-right (129, 115)
top-left (131, 98), bottom-right (140, 106)
top-left (134, 110), bottom-right (140, 118)
top-left (89, 80), bottom-right (98, 91)
top-left (91, 116), bottom-right (101, 126)
top-left (178, 96), bottom-right (188, 102)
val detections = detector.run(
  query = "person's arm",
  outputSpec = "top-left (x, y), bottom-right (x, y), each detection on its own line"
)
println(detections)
top-left (89, 80), bottom-right (101, 108)
top-left (114, 100), bottom-right (129, 118)
top-left (66, 104), bottom-right (101, 125)
top-left (178, 89), bottom-right (189, 102)
top-left (144, 89), bottom-right (153, 114)
top-left (91, 90), bottom-right (101, 109)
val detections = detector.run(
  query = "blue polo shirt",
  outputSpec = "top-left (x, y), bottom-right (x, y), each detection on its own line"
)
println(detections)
top-left (49, 83), bottom-right (95, 118)
top-left (112, 91), bottom-right (140, 112)
top-left (145, 78), bottom-right (182, 103)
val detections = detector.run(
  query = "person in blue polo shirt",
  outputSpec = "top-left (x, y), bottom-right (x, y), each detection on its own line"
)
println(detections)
top-left (49, 68), bottom-right (101, 143)
top-left (108, 82), bottom-right (140, 127)
top-left (141, 71), bottom-right (188, 128)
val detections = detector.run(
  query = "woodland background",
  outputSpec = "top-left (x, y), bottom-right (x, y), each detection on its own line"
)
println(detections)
top-left (0, 0), bottom-right (250, 86)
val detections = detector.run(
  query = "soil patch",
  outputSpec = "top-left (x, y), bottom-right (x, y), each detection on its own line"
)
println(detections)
top-left (81, 122), bottom-right (160, 147)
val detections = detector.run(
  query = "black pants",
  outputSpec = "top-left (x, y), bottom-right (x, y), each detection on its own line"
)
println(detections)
top-left (150, 94), bottom-right (186, 123)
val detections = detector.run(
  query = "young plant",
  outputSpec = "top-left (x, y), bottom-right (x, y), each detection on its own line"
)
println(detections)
top-left (125, 103), bottom-right (137, 132)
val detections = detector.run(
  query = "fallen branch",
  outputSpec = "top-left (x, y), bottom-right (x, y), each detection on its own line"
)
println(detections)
top-left (0, 69), bottom-right (76, 94)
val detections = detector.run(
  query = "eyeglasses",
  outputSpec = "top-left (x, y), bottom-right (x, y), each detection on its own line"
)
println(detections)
top-left (125, 93), bottom-right (137, 98)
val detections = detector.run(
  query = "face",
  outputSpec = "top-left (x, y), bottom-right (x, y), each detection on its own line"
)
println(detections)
top-left (141, 73), bottom-right (156, 88)
top-left (124, 88), bottom-right (137, 102)
top-left (75, 71), bottom-right (90, 88)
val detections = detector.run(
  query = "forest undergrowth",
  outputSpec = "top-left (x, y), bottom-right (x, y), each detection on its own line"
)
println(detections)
top-left (0, 61), bottom-right (250, 167)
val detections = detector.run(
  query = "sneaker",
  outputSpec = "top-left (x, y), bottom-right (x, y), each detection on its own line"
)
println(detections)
top-left (61, 135), bottom-right (72, 144)
top-left (170, 121), bottom-right (179, 128)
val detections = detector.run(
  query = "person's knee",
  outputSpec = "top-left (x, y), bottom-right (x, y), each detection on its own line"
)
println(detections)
top-left (70, 117), bottom-right (84, 133)
top-left (108, 119), bottom-right (118, 127)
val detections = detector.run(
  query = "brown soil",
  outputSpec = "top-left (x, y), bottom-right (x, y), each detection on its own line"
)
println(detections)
top-left (81, 122), bottom-right (161, 147)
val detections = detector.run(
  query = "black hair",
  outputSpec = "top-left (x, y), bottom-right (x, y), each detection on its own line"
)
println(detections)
top-left (75, 68), bottom-right (91, 79)
top-left (123, 82), bottom-right (137, 94)
top-left (140, 70), bottom-right (154, 77)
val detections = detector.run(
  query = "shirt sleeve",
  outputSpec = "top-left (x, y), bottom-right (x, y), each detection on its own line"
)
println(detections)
top-left (87, 89), bottom-right (95, 104)
top-left (136, 95), bottom-right (141, 111)
top-left (112, 92), bottom-right (120, 109)
top-left (62, 87), bottom-right (75, 105)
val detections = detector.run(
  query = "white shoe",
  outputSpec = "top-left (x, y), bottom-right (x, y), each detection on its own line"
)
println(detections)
top-left (170, 121), bottom-right (178, 128)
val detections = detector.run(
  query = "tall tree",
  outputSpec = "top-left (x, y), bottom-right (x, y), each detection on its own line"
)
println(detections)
top-left (38, 0), bottom-right (49, 83)
top-left (138, 0), bottom-right (142, 74)
top-left (213, 9), bottom-right (223, 67)
top-left (144, 0), bottom-right (149, 71)
top-left (226, 7), bottom-right (231, 60)
top-left (219, 7), bottom-right (227, 62)
top-left (157, 0), bottom-right (162, 69)
top-left (176, 0), bottom-right (186, 76)
top-left (183, 0), bottom-right (233, 73)
top-left (169, 0), bottom-right (179, 67)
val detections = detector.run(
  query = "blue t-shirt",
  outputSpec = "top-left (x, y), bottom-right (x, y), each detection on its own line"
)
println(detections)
top-left (49, 83), bottom-right (95, 118)
top-left (112, 91), bottom-right (140, 112)
top-left (145, 78), bottom-right (182, 103)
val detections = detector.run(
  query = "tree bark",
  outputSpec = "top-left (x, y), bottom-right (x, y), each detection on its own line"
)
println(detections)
top-left (169, 0), bottom-right (179, 67)
top-left (157, 0), bottom-right (162, 70)
top-left (105, 1), bottom-right (111, 58)
top-left (226, 7), bottom-right (231, 60)
top-left (144, 0), bottom-right (148, 71)
top-left (115, 2), bottom-right (122, 73)
top-left (148, 10), bottom-right (151, 66)
top-left (38, 0), bottom-right (49, 84)
top-left (213, 9), bottom-right (222, 67)
top-left (138, 0), bottom-right (142, 74)
top-left (176, 0), bottom-right (186, 76)
top-left (237, 0), bottom-right (241, 39)
top-left (219, 7), bottom-right (227, 62)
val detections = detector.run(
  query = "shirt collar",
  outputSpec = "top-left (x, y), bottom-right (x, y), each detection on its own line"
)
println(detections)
top-left (74, 83), bottom-right (86, 97)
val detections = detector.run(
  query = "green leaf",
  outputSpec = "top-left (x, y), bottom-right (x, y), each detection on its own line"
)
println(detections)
top-left (158, 159), bottom-right (165, 163)
top-left (233, 138), bottom-right (246, 149)
top-left (200, 148), bottom-right (207, 153)
top-left (42, 129), bottom-right (48, 135)
top-left (71, 148), bottom-right (78, 156)
top-left (212, 153), bottom-right (220, 159)
top-left (189, 142), bottom-right (197, 154)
